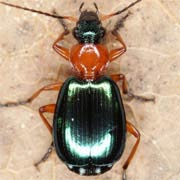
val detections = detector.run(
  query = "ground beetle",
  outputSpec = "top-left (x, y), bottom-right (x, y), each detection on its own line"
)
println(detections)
top-left (0, 0), bottom-right (155, 179)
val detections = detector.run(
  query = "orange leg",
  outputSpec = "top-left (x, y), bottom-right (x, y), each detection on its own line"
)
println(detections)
top-left (109, 30), bottom-right (126, 61)
top-left (110, 74), bottom-right (155, 102)
top-left (39, 104), bottom-right (55, 134)
top-left (34, 104), bottom-right (55, 168)
top-left (52, 11), bottom-right (71, 61)
top-left (27, 82), bottom-right (62, 103)
top-left (0, 82), bottom-right (62, 107)
top-left (35, 104), bottom-right (56, 169)
top-left (111, 74), bottom-right (128, 94)
top-left (34, 83), bottom-right (61, 168)
top-left (52, 30), bottom-right (70, 61)
top-left (109, 30), bottom-right (126, 62)
top-left (109, 12), bottom-right (133, 62)
top-left (122, 121), bottom-right (140, 180)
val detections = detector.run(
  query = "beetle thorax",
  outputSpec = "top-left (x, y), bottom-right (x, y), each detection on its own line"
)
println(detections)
top-left (70, 44), bottom-right (109, 80)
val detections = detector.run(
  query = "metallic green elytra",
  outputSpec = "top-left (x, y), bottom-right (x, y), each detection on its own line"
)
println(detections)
top-left (53, 76), bottom-right (126, 175)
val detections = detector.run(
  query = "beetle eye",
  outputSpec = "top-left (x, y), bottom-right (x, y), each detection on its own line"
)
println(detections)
top-left (73, 27), bottom-right (79, 39)
top-left (100, 27), bottom-right (105, 38)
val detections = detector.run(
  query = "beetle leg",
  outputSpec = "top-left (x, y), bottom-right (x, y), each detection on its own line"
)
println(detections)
top-left (109, 30), bottom-right (127, 62)
top-left (39, 104), bottom-right (55, 133)
top-left (110, 74), bottom-right (155, 102)
top-left (53, 10), bottom-right (69, 32)
top-left (0, 82), bottom-right (62, 107)
top-left (34, 104), bottom-right (55, 168)
top-left (27, 82), bottom-right (62, 103)
top-left (35, 104), bottom-right (55, 169)
top-left (52, 11), bottom-right (70, 61)
top-left (113, 12), bottom-right (131, 32)
top-left (109, 12), bottom-right (132, 62)
top-left (122, 121), bottom-right (140, 180)
top-left (34, 142), bottom-right (54, 169)
top-left (52, 30), bottom-right (70, 61)
top-left (108, 13), bottom-right (132, 62)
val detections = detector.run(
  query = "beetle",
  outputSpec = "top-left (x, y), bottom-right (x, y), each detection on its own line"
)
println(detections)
top-left (0, 0), bottom-right (155, 179)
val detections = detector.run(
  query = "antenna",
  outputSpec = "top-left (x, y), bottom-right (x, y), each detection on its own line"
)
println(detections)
top-left (93, 2), bottom-right (99, 14)
top-left (0, 1), bottom-right (77, 21)
top-left (101, 0), bottom-right (142, 20)
top-left (79, 2), bottom-right (85, 13)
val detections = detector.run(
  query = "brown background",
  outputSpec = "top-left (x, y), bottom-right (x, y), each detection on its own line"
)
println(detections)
top-left (0, 0), bottom-right (180, 180)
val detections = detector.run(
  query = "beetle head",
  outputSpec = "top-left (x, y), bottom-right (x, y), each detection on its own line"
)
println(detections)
top-left (73, 3), bottom-right (105, 44)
